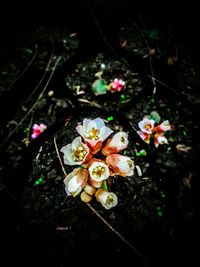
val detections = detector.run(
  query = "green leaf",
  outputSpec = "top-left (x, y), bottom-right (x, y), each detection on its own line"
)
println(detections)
top-left (92, 79), bottom-right (108, 96)
top-left (101, 180), bottom-right (108, 191)
top-left (149, 111), bottom-right (161, 123)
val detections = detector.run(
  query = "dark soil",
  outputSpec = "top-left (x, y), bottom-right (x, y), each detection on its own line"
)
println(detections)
top-left (1, 2), bottom-right (200, 267)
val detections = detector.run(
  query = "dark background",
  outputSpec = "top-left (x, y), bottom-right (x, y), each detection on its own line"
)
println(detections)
top-left (1, 1), bottom-right (200, 266)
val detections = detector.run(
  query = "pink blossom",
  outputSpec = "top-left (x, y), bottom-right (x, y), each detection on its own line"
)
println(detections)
top-left (154, 134), bottom-right (168, 147)
top-left (109, 78), bottom-right (125, 92)
top-left (31, 123), bottom-right (47, 139)
top-left (155, 120), bottom-right (171, 133)
top-left (137, 131), bottom-right (151, 144)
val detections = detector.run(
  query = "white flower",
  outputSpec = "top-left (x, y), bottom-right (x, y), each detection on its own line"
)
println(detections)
top-left (138, 118), bottom-right (155, 134)
top-left (95, 188), bottom-right (118, 209)
top-left (64, 168), bottom-right (88, 197)
top-left (88, 159), bottom-right (110, 182)
top-left (106, 154), bottom-right (134, 177)
top-left (76, 118), bottom-right (113, 154)
top-left (102, 132), bottom-right (129, 156)
top-left (154, 134), bottom-right (168, 147)
top-left (60, 137), bottom-right (92, 165)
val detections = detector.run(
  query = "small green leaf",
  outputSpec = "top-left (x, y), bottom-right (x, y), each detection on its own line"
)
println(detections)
top-left (136, 149), bottom-right (147, 156)
top-left (92, 79), bottom-right (108, 95)
top-left (101, 180), bottom-right (108, 191)
top-left (107, 116), bottom-right (114, 121)
top-left (149, 111), bottom-right (161, 123)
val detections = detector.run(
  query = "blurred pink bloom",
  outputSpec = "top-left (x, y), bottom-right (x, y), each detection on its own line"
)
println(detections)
top-left (154, 134), bottom-right (168, 147)
top-left (155, 120), bottom-right (171, 133)
top-left (31, 123), bottom-right (47, 139)
top-left (137, 131), bottom-right (151, 144)
top-left (138, 116), bottom-right (172, 147)
top-left (109, 78), bottom-right (125, 92)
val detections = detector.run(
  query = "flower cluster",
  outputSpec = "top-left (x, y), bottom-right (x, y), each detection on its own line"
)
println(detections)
top-left (92, 78), bottom-right (125, 96)
top-left (31, 123), bottom-right (47, 139)
top-left (137, 111), bottom-right (172, 147)
top-left (60, 118), bottom-right (134, 209)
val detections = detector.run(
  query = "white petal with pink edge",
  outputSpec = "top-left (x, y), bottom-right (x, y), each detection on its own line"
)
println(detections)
top-left (106, 154), bottom-right (134, 177)
top-left (60, 137), bottom-right (91, 165)
top-left (76, 118), bottom-right (113, 148)
top-left (63, 168), bottom-right (88, 197)
top-left (138, 118), bottom-right (155, 134)
top-left (154, 134), bottom-right (168, 147)
top-left (102, 132), bottom-right (128, 155)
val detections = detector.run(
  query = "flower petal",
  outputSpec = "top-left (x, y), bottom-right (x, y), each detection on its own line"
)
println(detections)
top-left (137, 131), bottom-right (151, 144)
top-left (88, 158), bottom-right (110, 182)
top-left (80, 191), bottom-right (92, 202)
top-left (95, 189), bottom-right (118, 209)
top-left (155, 120), bottom-right (171, 133)
top-left (63, 168), bottom-right (88, 196)
top-left (154, 134), bottom-right (168, 147)
top-left (106, 154), bottom-right (134, 177)
top-left (76, 118), bottom-right (113, 149)
top-left (138, 118), bottom-right (155, 134)
top-left (60, 137), bottom-right (92, 165)
top-left (102, 132), bottom-right (128, 156)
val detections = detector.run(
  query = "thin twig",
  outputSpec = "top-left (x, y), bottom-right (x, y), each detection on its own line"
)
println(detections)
top-left (53, 135), bottom-right (145, 260)
top-left (26, 112), bottom-right (34, 140)
top-left (25, 38), bottom-right (55, 102)
top-left (146, 74), bottom-right (181, 95)
top-left (125, 17), bottom-right (157, 95)
top-left (0, 56), bottom-right (61, 149)
top-left (53, 136), bottom-right (68, 177)
top-left (7, 44), bottom-right (38, 91)
top-left (86, 202), bottom-right (145, 259)
top-left (86, 0), bottom-right (129, 67)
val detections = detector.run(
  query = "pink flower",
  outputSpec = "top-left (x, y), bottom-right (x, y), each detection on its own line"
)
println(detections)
top-left (102, 132), bottom-right (129, 156)
top-left (155, 120), bottom-right (171, 133)
top-left (106, 154), bottom-right (134, 177)
top-left (137, 115), bottom-right (172, 147)
top-left (31, 123), bottom-right (47, 139)
top-left (76, 118), bottom-right (113, 154)
top-left (137, 131), bottom-right (151, 144)
top-left (109, 78), bottom-right (125, 92)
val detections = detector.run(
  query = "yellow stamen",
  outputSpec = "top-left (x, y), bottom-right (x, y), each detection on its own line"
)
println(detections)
top-left (73, 146), bottom-right (87, 162)
top-left (105, 195), bottom-right (114, 205)
top-left (86, 127), bottom-right (99, 140)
